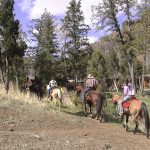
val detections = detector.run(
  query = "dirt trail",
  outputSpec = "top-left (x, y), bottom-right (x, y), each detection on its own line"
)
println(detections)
top-left (0, 97), bottom-right (150, 150)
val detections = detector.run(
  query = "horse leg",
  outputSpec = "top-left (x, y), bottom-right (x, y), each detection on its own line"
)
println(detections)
top-left (96, 110), bottom-right (100, 121)
top-left (58, 99), bottom-right (61, 110)
top-left (96, 94), bottom-right (104, 122)
top-left (90, 105), bottom-right (94, 119)
top-left (84, 102), bottom-right (87, 117)
top-left (50, 94), bottom-right (53, 101)
top-left (133, 117), bottom-right (139, 134)
top-left (125, 114), bottom-right (129, 132)
top-left (96, 105), bottom-right (101, 121)
top-left (60, 98), bottom-right (63, 105)
top-left (132, 115), bottom-right (139, 134)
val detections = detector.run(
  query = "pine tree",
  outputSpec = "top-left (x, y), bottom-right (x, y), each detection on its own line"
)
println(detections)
top-left (29, 9), bottom-right (58, 82)
top-left (0, 0), bottom-right (25, 92)
top-left (62, 0), bottom-right (90, 80)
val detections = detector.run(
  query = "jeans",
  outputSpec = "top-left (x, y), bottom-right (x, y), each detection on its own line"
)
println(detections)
top-left (117, 95), bottom-right (131, 115)
top-left (80, 87), bottom-right (92, 102)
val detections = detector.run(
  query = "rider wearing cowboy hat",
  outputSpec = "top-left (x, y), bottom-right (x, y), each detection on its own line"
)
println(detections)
top-left (80, 74), bottom-right (98, 102)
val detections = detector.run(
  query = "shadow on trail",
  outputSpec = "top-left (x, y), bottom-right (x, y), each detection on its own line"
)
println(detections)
top-left (60, 105), bottom-right (120, 124)
top-left (103, 114), bottom-right (120, 123)
top-left (46, 100), bottom-right (120, 123)
top-left (61, 109), bottom-right (85, 117)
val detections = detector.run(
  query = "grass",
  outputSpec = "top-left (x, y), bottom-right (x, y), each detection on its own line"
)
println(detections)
top-left (1, 83), bottom-right (150, 129)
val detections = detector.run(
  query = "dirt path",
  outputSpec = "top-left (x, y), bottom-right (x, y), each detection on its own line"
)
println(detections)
top-left (0, 97), bottom-right (150, 150)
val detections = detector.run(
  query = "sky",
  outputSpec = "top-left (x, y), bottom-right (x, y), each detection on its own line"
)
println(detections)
top-left (13, 0), bottom-right (141, 43)
top-left (14, 0), bottom-right (103, 43)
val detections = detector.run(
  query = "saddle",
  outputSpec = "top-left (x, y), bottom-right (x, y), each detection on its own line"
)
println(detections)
top-left (122, 96), bottom-right (137, 108)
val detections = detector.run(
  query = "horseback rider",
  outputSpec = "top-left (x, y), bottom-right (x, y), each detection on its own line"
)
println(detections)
top-left (48, 78), bottom-right (58, 95)
top-left (80, 74), bottom-right (98, 102)
top-left (118, 79), bottom-right (135, 116)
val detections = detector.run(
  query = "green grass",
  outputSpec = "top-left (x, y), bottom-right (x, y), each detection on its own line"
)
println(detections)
top-left (44, 91), bottom-right (150, 126)
top-left (137, 95), bottom-right (150, 112)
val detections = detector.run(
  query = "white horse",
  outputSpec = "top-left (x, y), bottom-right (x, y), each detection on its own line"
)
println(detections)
top-left (50, 88), bottom-right (63, 108)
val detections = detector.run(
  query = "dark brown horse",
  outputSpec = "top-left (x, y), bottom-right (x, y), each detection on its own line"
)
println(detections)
top-left (112, 95), bottom-right (150, 138)
top-left (23, 77), bottom-right (44, 100)
top-left (76, 82), bottom-right (105, 122)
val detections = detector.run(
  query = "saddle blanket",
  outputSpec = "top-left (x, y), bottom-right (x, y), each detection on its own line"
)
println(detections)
top-left (123, 98), bottom-right (139, 108)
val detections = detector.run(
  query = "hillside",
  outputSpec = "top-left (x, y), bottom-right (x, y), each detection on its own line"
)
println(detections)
top-left (0, 92), bottom-right (150, 150)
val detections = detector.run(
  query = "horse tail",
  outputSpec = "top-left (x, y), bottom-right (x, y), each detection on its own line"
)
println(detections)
top-left (141, 102), bottom-right (150, 138)
top-left (58, 89), bottom-right (63, 103)
top-left (57, 89), bottom-right (61, 99)
top-left (96, 93), bottom-right (105, 122)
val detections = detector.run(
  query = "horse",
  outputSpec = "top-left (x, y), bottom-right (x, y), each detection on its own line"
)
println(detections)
top-left (49, 87), bottom-right (63, 108)
top-left (75, 82), bottom-right (105, 122)
top-left (23, 78), bottom-right (43, 100)
top-left (112, 95), bottom-right (150, 138)
top-left (76, 82), bottom-right (84, 96)
top-left (66, 80), bottom-right (75, 91)
top-left (76, 82), bottom-right (97, 96)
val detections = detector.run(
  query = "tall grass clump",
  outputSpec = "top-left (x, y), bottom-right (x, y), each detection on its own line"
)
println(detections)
top-left (0, 83), bottom-right (45, 108)
top-left (0, 82), bottom-right (84, 115)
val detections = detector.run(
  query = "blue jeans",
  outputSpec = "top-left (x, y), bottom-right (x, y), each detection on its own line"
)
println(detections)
top-left (118, 95), bottom-right (131, 115)
top-left (80, 87), bottom-right (92, 102)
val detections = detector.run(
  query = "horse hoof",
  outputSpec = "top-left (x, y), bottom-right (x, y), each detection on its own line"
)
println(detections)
top-left (126, 127), bottom-right (129, 132)
top-left (133, 131), bottom-right (136, 135)
top-left (100, 119), bottom-right (105, 123)
top-left (122, 124), bottom-right (126, 128)
top-left (147, 136), bottom-right (149, 139)
top-left (99, 118), bottom-right (103, 123)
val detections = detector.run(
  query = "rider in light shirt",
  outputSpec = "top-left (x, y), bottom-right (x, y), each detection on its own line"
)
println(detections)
top-left (47, 79), bottom-right (58, 95)
top-left (118, 80), bottom-right (135, 115)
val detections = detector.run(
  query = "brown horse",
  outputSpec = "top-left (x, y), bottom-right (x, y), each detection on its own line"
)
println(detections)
top-left (76, 82), bottom-right (84, 96)
top-left (76, 83), bottom-right (105, 122)
top-left (112, 95), bottom-right (150, 138)
top-left (76, 82), bottom-right (97, 95)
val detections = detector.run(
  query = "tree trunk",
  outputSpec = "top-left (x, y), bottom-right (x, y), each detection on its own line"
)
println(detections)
top-left (113, 79), bottom-right (118, 92)
top-left (0, 48), bottom-right (3, 82)
top-left (141, 53), bottom-right (146, 96)
top-left (128, 61), bottom-right (135, 89)
top-left (4, 55), bottom-right (9, 93)
top-left (138, 77), bottom-right (142, 92)
top-left (75, 74), bottom-right (78, 83)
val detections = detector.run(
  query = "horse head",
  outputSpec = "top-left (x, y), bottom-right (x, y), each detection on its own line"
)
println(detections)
top-left (112, 95), bottom-right (121, 105)
top-left (76, 82), bottom-right (84, 95)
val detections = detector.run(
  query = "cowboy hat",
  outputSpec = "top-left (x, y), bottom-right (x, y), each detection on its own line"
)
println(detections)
top-left (87, 74), bottom-right (94, 79)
